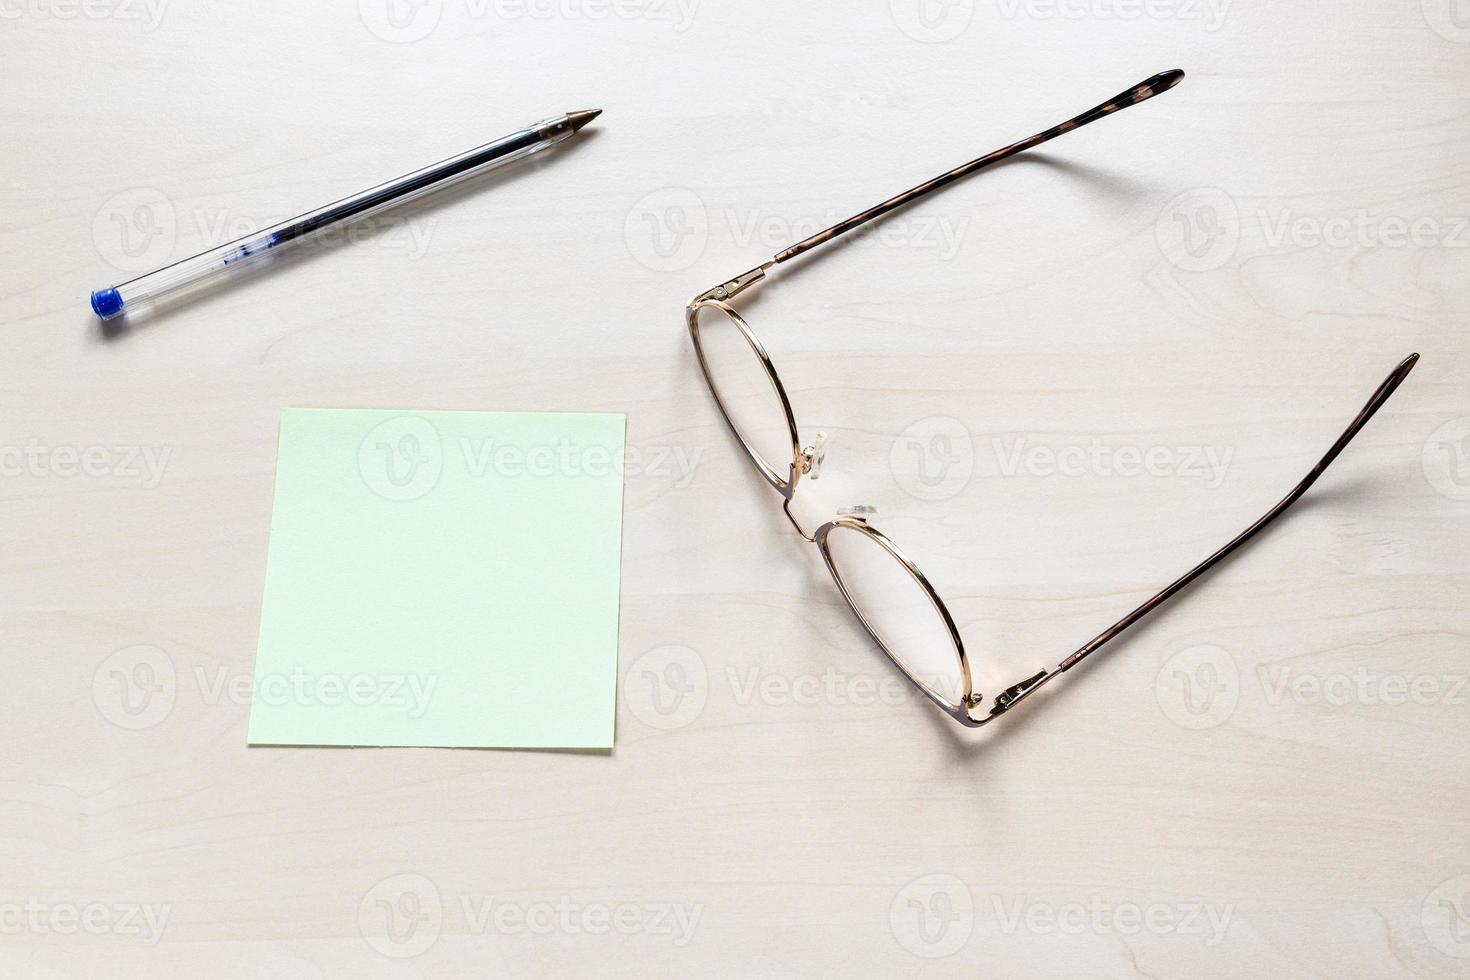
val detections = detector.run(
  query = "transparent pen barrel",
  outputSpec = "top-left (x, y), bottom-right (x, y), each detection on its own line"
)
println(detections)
top-left (93, 121), bottom-right (563, 319)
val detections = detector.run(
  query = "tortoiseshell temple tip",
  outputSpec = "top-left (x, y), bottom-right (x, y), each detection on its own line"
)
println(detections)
top-left (1125, 69), bottom-right (1185, 106)
top-left (1386, 353), bottom-right (1420, 395)
top-left (1354, 353), bottom-right (1420, 430)
top-left (1377, 353), bottom-right (1420, 395)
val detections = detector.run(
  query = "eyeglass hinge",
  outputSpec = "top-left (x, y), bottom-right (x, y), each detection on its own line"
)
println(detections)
top-left (694, 263), bottom-right (775, 304)
top-left (990, 670), bottom-right (1048, 715)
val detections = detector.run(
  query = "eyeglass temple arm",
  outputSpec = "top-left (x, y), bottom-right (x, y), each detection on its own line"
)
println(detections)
top-left (982, 353), bottom-right (1420, 720)
top-left (774, 68), bottom-right (1185, 265)
top-left (692, 69), bottom-right (1185, 307)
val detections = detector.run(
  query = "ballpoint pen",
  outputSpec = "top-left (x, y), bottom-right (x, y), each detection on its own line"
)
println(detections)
top-left (89, 109), bottom-right (602, 321)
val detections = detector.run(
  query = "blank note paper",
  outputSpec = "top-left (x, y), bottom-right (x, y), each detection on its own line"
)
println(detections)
top-left (248, 408), bottom-right (626, 749)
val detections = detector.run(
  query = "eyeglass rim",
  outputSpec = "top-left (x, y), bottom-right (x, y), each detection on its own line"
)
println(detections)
top-left (815, 517), bottom-right (977, 721)
top-left (686, 299), bottom-right (803, 495)
top-left (687, 296), bottom-right (981, 722)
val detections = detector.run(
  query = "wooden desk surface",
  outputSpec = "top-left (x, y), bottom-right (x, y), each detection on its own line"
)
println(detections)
top-left (3, 2), bottom-right (1468, 976)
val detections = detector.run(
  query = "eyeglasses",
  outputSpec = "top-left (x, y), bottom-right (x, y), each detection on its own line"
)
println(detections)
top-left (685, 68), bottom-right (1420, 728)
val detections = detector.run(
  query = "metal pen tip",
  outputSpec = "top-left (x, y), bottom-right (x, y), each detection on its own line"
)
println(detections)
top-left (567, 109), bottom-right (602, 133)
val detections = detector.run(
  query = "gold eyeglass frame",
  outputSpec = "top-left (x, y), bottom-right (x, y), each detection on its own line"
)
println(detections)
top-left (685, 69), bottom-right (1420, 728)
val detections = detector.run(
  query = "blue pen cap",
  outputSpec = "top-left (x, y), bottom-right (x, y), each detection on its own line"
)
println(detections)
top-left (91, 288), bottom-right (125, 319)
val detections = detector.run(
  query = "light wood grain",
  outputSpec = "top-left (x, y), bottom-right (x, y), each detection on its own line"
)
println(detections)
top-left (2, 2), bottom-right (1468, 976)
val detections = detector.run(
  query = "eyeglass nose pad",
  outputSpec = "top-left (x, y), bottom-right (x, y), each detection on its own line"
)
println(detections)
top-left (836, 504), bottom-right (877, 521)
top-left (801, 431), bottom-right (830, 480)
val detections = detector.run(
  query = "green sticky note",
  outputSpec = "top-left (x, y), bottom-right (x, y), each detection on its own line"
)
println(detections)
top-left (248, 408), bottom-right (626, 749)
